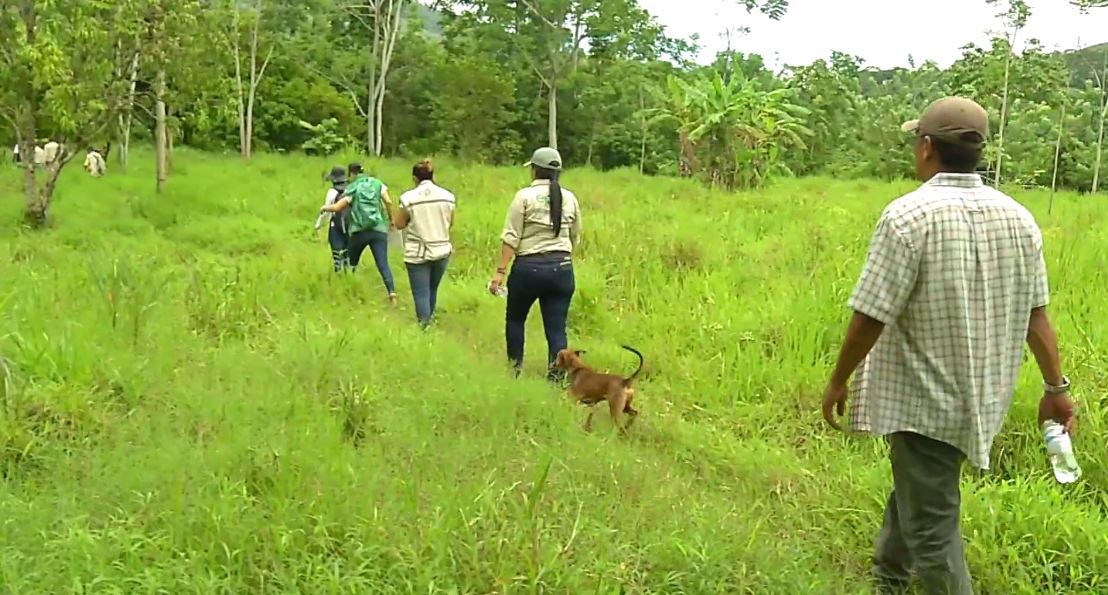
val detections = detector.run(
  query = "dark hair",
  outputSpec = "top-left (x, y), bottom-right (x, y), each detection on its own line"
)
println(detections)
top-left (413, 159), bottom-right (434, 182)
top-left (929, 135), bottom-right (983, 174)
top-left (348, 162), bottom-right (363, 176)
top-left (533, 165), bottom-right (563, 237)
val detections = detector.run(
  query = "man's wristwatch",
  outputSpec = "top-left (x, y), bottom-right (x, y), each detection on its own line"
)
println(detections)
top-left (1044, 375), bottom-right (1071, 394)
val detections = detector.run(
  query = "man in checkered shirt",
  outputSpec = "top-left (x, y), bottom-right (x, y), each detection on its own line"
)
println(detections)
top-left (822, 97), bottom-right (1076, 595)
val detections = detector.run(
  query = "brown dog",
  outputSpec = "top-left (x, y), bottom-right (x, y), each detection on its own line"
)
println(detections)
top-left (553, 345), bottom-right (644, 433)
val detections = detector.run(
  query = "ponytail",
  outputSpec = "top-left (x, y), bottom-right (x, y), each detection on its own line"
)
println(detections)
top-left (549, 171), bottom-right (563, 238)
top-left (534, 165), bottom-right (563, 238)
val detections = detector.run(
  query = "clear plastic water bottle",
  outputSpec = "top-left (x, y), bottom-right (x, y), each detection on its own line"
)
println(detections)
top-left (1042, 420), bottom-right (1081, 484)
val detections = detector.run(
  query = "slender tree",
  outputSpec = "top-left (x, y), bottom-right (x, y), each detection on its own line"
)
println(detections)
top-left (231, 0), bottom-right (274, 161)
top-left (0, 0), bottom-right (140, 226)
top-left (986, 0), bottom-right (1030, 187)
top-left (1092, 50), bottom-right (1108, 192)
top-left (355, 0), bottom-right (409, 156)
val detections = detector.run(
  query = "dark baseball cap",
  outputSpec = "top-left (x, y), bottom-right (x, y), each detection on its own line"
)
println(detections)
top-left (901, 97), bottom-right (989, 148)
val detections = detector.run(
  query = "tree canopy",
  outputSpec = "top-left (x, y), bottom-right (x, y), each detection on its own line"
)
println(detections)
top-left (3, 0), bottom-right (1107, 225)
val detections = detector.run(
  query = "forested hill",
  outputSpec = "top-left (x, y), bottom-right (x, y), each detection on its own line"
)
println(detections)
top-left (1065, 42), bottom-right (1108, 84)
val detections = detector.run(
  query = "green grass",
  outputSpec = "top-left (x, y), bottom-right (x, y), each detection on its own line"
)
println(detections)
top-left (1, 149), bottom-right (1107, 594)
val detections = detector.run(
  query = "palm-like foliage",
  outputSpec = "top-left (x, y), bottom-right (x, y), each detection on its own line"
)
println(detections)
top-left (647, 71), bottom-right (812, 189)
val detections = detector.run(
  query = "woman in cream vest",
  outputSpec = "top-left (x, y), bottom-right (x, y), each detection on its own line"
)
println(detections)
top-left (394, 159), bottom-right (456, 328)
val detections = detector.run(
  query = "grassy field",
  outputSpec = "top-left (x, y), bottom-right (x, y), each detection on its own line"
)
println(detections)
top-left (1, 149), bottom-right (1106, 594)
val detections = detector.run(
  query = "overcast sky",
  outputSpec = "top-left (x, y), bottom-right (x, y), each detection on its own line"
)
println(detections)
top-left (639, 0), bottom-right (1107, 70)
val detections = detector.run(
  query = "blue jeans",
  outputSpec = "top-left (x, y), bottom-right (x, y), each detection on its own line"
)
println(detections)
top-left (348, 230), bottom-right (395, 294)
top-left (327, 225), bottom-right (349, 273)
top-left (405, 257), bottom-right (450, 327)
top-left (505, 253), bottom-right (575, 376)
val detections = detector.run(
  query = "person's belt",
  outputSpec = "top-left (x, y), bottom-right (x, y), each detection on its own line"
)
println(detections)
top-left (515, 251), bottom-right (571, 265)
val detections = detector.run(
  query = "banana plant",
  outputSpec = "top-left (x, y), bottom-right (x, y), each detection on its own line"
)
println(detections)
top-left (644, 71), bottom-right (811, 190)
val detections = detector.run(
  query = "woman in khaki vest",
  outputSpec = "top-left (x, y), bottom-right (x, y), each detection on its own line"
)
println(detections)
top-left (489, 147), bottom-right (582, 381)
top-left (394, 159), bottom-right (456, 328)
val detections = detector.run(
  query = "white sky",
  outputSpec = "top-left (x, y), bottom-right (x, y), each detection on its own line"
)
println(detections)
top-left (640, 0), bottom-right (1108, 70)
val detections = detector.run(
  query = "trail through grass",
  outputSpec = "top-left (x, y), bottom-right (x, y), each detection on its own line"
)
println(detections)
top-left (1, 150), bottom-right (1107, 593)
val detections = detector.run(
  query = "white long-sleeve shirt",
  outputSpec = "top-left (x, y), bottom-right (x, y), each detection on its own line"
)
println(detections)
top-left (314, 188), bottom-right (342, 230)
top-left (43, 141), bottom-right (61, 163)
top-left (84, 151), bottom-right (105, 176)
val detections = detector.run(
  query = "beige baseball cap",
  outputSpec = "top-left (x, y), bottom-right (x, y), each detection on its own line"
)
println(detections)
top-left (901, 97), bottom-right (989, 148)
top-left (524, 147), bottom-right (563, 171)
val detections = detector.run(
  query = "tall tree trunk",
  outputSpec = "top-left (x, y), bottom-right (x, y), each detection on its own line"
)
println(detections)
top-left (22, 159), bottom-right (38, 225)
top-left (370, 82), bottom-right (378, 152)
top-left (639, 89), bottom-right (647, 174)
top-left (547, 82), bottom-right (558, 150)
top-left (365, 0), bottom-right (384, 155)
top-left (363, 0), bottom-right (406, 156)
top-left (234, 35), bottom-right (246, 158)
top-left (245, 15), bottom-right (258, 161)
top-left (17, 6), bottom-right (44, 226)
top-left (167, 106), bottom-right (174, 175)
top-left (1094, 100), bottom-right (1106, 193)
top-left (995, 50), bottom-right (1013, 187)
top-left (238, 4), bottom-right (273, 162)
top-left (245, 92), bottom-right (254, 160)
top-left (373, 86), bottom-right (385, 156)
top-left (20, 125), bottom-right (40, 226)
top-left (155, 68), bottom-right (168, 193)
top-left (1049, 102), bottom-right (1066, 214)
top-left (366, 28), bottom-right (379, 154)
top-left (118, 49), bottom-right (140, 168)
top-left (1093, 55), bottom-right (1108, 193)
top-left (152, 0), bottom-right (169, 190)
top-left (118, 112), bottom-right (133, 168)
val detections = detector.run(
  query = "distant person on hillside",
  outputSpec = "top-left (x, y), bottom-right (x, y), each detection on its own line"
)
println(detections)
top-left (320, 162), bottom-right (398, 303)
top-left (43, 139), bottom-right (61, 164)
top-left (83, 147), bottom-right (106, 177)
top-left (489, 147), bottom-right (581, 381)
top-left (394, 159), bottom-right (456, 328)
top-left (821, 97), bottom-right (1074, 594)
top-left (314, 165), bottom-right (350, 273)
top-left (12, 143), bottom-right (20, 164)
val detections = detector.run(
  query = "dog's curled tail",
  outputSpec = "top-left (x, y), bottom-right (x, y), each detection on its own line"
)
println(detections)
top-left (620, 345), bottom-right (644, 386)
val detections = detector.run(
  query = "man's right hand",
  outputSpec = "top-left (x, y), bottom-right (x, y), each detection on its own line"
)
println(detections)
top-left (1039, 392), bottom-right (1076, 434)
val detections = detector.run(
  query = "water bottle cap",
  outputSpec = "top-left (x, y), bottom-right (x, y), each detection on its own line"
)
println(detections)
top-left (1042, 420), bottom-right (1066, 439)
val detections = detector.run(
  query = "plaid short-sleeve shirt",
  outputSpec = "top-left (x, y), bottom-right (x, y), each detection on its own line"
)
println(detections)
top-left (848, 173), bottom-right (1050, 469)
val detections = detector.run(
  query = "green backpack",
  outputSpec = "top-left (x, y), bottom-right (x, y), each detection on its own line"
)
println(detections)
top-left (345, 174), bottom-right (386, 234)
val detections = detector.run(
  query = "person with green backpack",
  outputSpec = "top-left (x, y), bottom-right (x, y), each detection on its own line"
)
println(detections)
top-left (321, 163), bottom-right (398, 303)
